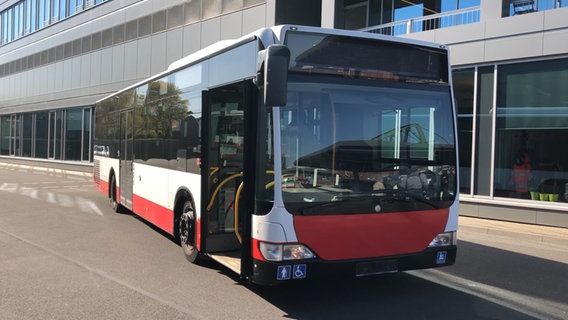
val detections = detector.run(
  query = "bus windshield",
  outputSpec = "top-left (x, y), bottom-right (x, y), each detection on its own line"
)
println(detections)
top-left (279, 77), bottom-right (457, 216)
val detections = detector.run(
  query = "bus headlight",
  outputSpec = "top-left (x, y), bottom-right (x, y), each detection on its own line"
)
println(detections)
top-left (259, 242), bottom-right (316, 261)
top-left (428, 232), bottom-right (457, 247)
top-left (283, 244), bottom-right (315, 260)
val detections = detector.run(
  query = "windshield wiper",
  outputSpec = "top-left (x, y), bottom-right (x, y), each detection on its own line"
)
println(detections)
top-left (298, 190), bottom-right (440, 215)
top-left (398, 190), bottom-right (441, 209)
top-left (330, 193), bottom-right (378, 201)
top-left (300, 193), bottom-right (377, 215)
top-left (350, 189), bottom-right (441, 209)
top-left (405, 78), bottom-right (448, 85)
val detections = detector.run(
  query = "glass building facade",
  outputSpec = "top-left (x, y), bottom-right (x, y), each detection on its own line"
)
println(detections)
top-left (454, 58), bottom-right (568, 204)
top-left (0, 0), bottom-right (267, 164)
top-left (1, 0), bottom-right (108, 47)
top-left (0, 107), bottom-right (93, 161)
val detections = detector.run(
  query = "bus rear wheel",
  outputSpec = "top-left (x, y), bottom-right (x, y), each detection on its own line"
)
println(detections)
top-left (179, 200), bottom-right (199, 263)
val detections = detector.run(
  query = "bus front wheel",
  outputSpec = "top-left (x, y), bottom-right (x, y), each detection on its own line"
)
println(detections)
top-left (179, 200), bottom-right (199, 263)
top-left (110, 175), bottom-right (124, 213)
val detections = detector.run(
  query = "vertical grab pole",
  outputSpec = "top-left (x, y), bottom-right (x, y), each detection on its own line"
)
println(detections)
top-left (272, 107), bottom-right (284, 208)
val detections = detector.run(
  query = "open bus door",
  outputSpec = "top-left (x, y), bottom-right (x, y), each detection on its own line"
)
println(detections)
top-left (198, 45), bottom-right (288, 281)
top-left (200, 81), bottom-right (256, 277)
top-left (119, 109), bottom-right (134, 209)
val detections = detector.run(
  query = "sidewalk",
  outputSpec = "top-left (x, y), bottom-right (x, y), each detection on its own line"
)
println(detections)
top-left (0, 157), bottom-right (92, 173)
top-left (458, 216), bottom-right (568, 264)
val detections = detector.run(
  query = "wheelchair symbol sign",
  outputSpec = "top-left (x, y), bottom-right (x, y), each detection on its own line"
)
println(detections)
top-left (292, 264), bottom-right (306, 279)
top-left (436, 251), bottom-right (447, 264)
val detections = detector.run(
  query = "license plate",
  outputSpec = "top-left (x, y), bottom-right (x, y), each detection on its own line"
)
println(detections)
top-left (356, 260), bottom-right (398, 276)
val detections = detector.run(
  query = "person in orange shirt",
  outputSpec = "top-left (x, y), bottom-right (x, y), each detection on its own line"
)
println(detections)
top-left (512, 152), bottom-right (532, 195)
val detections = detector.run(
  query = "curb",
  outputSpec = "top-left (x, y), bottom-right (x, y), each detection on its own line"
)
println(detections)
top-left (459, 217), bottom-right (568, 246)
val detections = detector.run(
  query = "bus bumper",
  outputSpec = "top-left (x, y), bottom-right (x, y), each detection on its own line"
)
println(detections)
top-left (251, 246), bottom-right (457, 285)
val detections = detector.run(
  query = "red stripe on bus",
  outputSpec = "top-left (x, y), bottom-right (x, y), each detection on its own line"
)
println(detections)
top-left (95, 179), bottom-right (109, 195)
top-left (251, 238), bottom-right (266, 261)
top-left (196, 218), bottom-right (201, 251)
top-left (132, 194), bottom-right (174, 235)
top-left (294, 209), bottom-right (449, 261)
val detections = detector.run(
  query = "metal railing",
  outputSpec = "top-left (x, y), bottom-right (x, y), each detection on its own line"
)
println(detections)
top-left (361, 6), bottom-right (481, 36)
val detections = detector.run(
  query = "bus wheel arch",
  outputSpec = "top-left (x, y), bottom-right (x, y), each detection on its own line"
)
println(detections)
top-left (175, 190), bottom-right (200, 263)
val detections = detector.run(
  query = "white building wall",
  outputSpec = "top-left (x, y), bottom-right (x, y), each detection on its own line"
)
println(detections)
top-left (402, 3), bottom-right (568, 67)
top-left (0, 0), bottom-right (270, 114)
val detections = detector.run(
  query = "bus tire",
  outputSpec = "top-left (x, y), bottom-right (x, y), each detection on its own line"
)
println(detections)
top-left (109, 174), bottom-right (125, 213)
top-left (179, 200), bottom-right (200, 263)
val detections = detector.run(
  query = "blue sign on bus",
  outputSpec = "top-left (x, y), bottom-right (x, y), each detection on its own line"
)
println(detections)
top-left (277, 265), bottom-right (291, 280)
top-left (293, 264), bottom-right (307, 279)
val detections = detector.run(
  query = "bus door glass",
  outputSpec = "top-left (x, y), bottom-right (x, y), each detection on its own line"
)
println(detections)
top-left (119, 109), bottom-right (134, 208)
top-left (203, 83), bottom-right (245, 252)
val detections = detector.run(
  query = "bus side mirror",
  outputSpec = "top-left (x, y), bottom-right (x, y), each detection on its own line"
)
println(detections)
top-left (258, 45), bottom-right (290, 107)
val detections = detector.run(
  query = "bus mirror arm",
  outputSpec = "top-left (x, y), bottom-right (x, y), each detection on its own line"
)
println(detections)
top-left (256, 45), bottom-right (290, 107)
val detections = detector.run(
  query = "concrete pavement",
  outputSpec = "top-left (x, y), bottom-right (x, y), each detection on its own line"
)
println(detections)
top-left (458, 216), bottom-right (568, 264)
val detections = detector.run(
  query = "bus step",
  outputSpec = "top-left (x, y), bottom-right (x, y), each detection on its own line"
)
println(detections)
top-left (209, 251), bottom-right (241, 274)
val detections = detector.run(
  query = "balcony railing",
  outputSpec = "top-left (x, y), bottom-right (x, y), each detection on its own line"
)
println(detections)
top-left (361, 6), bottom-right (481, 36)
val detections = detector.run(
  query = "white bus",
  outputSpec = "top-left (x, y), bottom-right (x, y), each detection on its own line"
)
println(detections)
top-left (94, 25), bottom-right (458, 285)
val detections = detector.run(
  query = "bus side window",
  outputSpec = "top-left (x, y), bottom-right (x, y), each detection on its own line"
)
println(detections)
top-left (177, 115), bottom-right (201, 173)
top-left (185, 115), bottom-right (200, 150)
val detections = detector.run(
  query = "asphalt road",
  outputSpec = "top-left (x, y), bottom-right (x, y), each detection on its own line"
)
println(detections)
top-left (1, 161), bottom-right (567, 319)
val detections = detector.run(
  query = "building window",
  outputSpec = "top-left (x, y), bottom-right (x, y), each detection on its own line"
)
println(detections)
top-left (475, 66), bottom-right (495, 197)
top-left (0, 109), bottom-right (93, 161)
top-left (453, 68), bottom-right (475, 195)
top-left (14, 2), bottom-right (24, 40)
top-left (39, 0), bottom-right (52, 29)
top-left (58, 0), bottom-right (68, 21)
top-left (494, 58), bottom-right (568, 202)
top-left (0, 116), bottom-right (10, 155)
top-left (503, 0), bottom-right (567, 17)
top-left (48, 110), bottom-right (63, 160)
top-left (82, 107), bottom-right (92, 162)
top-left (65, 108), bottom-right (83, 160)
top-left (22, 114), bottom-right (34, 157)
top-left (36, 111), bottom-right (49, 158)
top-left (26, 0), bottom-right (38, 34)
top-left (1, 0), bottom-right (109, 47)
top-left (344, 0), bottom-right (368, 30)
top-left (2, 9), bottom-right (13, 44)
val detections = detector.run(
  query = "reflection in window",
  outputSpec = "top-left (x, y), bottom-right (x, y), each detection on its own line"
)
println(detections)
top-left (503, 0), bottom-right (567, 17)
top-left (344, 1), bottom-right (368, 30)
top-left (474, 66), bottom-right (494, 196)
top-left (278, 81), bottom-right (457, 215)
top-left (1, 0), bottom-right (109, 46)
top-left (22, 114), bottom-right (33, 157)
top-left (0, 117), bottom-right (10, 155)
top-left (453, 68), bottom-right (475, 195)
top-left (65, 109), bottom-right (83, 160)
top-left (35, 112), bottom-right (49, 158)
top-left (495, 58), bottom-right (568, 202)
top-left (26, 0), bottom-right (38, 34)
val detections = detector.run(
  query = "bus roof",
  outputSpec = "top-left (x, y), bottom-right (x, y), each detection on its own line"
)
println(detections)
top-left (97, 25), bottom-right (447, 104)
top-left (167, 25), bottom-right (446, 73)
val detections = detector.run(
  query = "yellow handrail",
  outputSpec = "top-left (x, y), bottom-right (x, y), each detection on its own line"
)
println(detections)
top-left (234, 178), bottom-right (274, 244)
top-left (206, 172), bottom-right (243, 211)
top-left (207, 170), bottom-right (275, 244)
top-left (209, 166), bottom-right (220, 177)
top-left (234, 181), bottom-right (244, 243)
